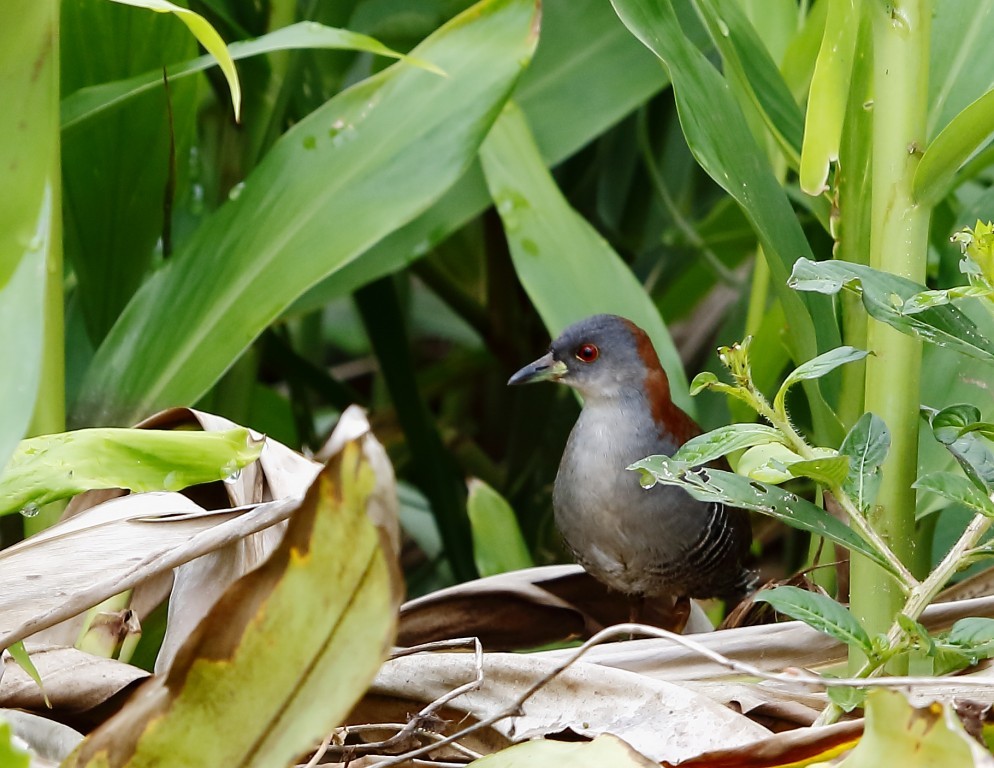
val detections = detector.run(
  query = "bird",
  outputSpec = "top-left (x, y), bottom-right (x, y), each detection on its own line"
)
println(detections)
top-left (508, 314), bottom-right (753, 610)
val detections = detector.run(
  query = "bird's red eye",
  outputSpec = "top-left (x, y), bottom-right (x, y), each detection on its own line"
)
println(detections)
top-left (575, 343), bottom-right (599, 363)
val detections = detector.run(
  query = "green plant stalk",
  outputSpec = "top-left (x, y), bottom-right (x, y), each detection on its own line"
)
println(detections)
top-left (815, 509), bottom-right (994, 725)
top-left (851, 0), bottom-right (931, 670)
top-left (24, 0), bottom-right (65, 537)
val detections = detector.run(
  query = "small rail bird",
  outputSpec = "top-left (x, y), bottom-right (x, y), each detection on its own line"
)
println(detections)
top-left (509, 314), bottom-right (753, 606)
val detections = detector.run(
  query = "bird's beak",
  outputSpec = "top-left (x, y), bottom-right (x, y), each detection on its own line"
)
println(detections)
top-left (507, 351), bottom-right (568, 386)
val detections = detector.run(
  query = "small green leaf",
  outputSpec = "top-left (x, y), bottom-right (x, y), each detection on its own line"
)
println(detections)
top-left (669, 423), bottom-right (786, 468)
top-left (467, 478), bottom-right (533, 577)
top-left (775, 346), bottom-right (869, 417)
top-left (896, 613), bottom-right (936, 656)
top-left (754, 585), bottom-right (873, 655)
top-left (839, 413), bottom-right (890, 510)
top-left (6, 641), bottom-right (50, 708)
top-left (913, 472), bottom-right (994, 516)
top-left (826, 683), bottom-right (866, 713)
top-left (737, 443), bottom-right (804, 484)
top-left (108, 0), bottom-right (241, 120)
top-left (690, 371), bottom-right (720, 396)
top-left (0, 428), bottom-right (263, 516)
top-left (946, 617), bottom-right (994, 659)
top-left (924, 405), bottom-right (994, 493)
top-left (789, 454), bottom-right (851, 488)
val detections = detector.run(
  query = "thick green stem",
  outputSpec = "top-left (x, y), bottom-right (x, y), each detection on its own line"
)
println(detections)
top-left (851, 0), bottom-right (932, 671)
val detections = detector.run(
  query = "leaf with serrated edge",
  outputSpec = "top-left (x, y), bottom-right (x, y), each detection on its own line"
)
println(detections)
top-left (754, 585), bottom-right (872, 655)
top-left (64, 443), bottom-right (399, 768)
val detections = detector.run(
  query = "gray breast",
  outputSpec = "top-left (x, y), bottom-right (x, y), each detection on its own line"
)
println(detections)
top-left (552, 398), bottom-right (747, 598)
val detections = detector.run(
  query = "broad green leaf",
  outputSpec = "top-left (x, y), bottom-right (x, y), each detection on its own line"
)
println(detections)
top-left (480, 102), bottom-right (691, 411)
top-left (61, 22), bottom-right (440, 131)
top-left (470, 734), bottom-right (658, 767)
top-left (754, 585), bottom-right (873, 655)
top-left (75, 0), bottom-right (540, 427)
top-left (668, 423), bottom-right (787, 467)
top-left (789, 454), bottom-right (852, 488)
top-left (0, 720), bottom-right (29, 768)
top-left (290, 0), bottom-right (672, 315)
top-left (839, 412), bottom-right (889, 510)
top-left (610, 0), bottom-right (841, 439)
top-left (913, 472), bottom-right (994, 516)
top-left (65, 443), bottom-right (399, 768)
top-left (0, 428), bottom-right (263, 516)
top-left (108, 0), bottom-right (241, 120)
top-left (775, 346), bottom-right (869, 416)
top-left (833, 690), bottom-right (993, 768)
top-left (631, 458), bottom-right (896, 574)
top-left (467, 478), bottom-right (533, 577)
top-left (0, 0), bottom-right (54, 472)
top-left (695, 0), bottom-right (804, 164)
top-left (789, 258), bottom-right (994, 361)
top-left (799, 0), bottom-right (861, 194)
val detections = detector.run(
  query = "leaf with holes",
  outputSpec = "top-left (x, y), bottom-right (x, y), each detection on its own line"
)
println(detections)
top-left (632, 458), bottom-right (895, 574)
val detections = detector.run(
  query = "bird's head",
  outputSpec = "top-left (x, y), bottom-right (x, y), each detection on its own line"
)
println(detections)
top-left (508, 314), bottom-right (669, 403)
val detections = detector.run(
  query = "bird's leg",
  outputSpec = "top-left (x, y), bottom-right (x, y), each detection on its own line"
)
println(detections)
top-left (627, 594), bottom-right (645, 635)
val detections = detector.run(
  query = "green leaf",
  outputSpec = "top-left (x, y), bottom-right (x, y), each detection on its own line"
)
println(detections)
top-left (799, 0), bottom-right (860, 194)
top-left (65, 443), bottom-right (398, 768)
top-left (789, 258), bottom-right (994, 361)
top-left (669, 423), bottom-right (787, 467)
top-left (0, 0), bottom-right (54, 472)
top-left (914, 472), bottom-right (994, 516)
top-left (737, 443), bottom-right (805, 484)
top-left (754, 585), bottom-right (873, 655)
top-left (896, 613), bottom-right (937, 656)
top-left (0, 720), bottom-right (30, 768)
top-left (915, 87), bottom-right (994, 206)
top-left (609, 0), bottom-right (841, 422)
top-left (0, 428), bottom-right (263, 516)
top-left (74, 0), bottom-right (541, 427)
top-left (467, 478), bottom-right (533, 577)
top-left (946, 617), bottom-right (994, 659)
top-left (694, 0), bottom-right (804, 164)
top-left (789, 454), bottom-right (852, 488)
top-left (924, 405), bottom-right (994, 493)
top-left (839, 413), bottom-right (890, 510)
top-left (108, 0), bottom-right (241, 120)
top-left (775, 346), bottom-right (869, 416)
top-left (6, 641), bottom-right (50, 708)
top-left (631, 458), bottom-right (897, 574)
top-left (471, 734), bottom-right (658, 767)
top-left (479, 102), bottom-right (691, 411)
top-left (291, 0), bottom-right (672, 315)
top-left (826, 684), bottom-right (866, 713)
top-left (61, 22), bottom-right (439, 131)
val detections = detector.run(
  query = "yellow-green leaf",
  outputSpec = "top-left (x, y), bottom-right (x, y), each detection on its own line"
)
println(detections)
top-left (0, 427), bottom-right (263, 516)
top-left (107, 0), bottom-right (241, 120)
top-left (470, 734), bottom-right (658, 767)
top-left (65, 442), bottom-right (399, 768)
